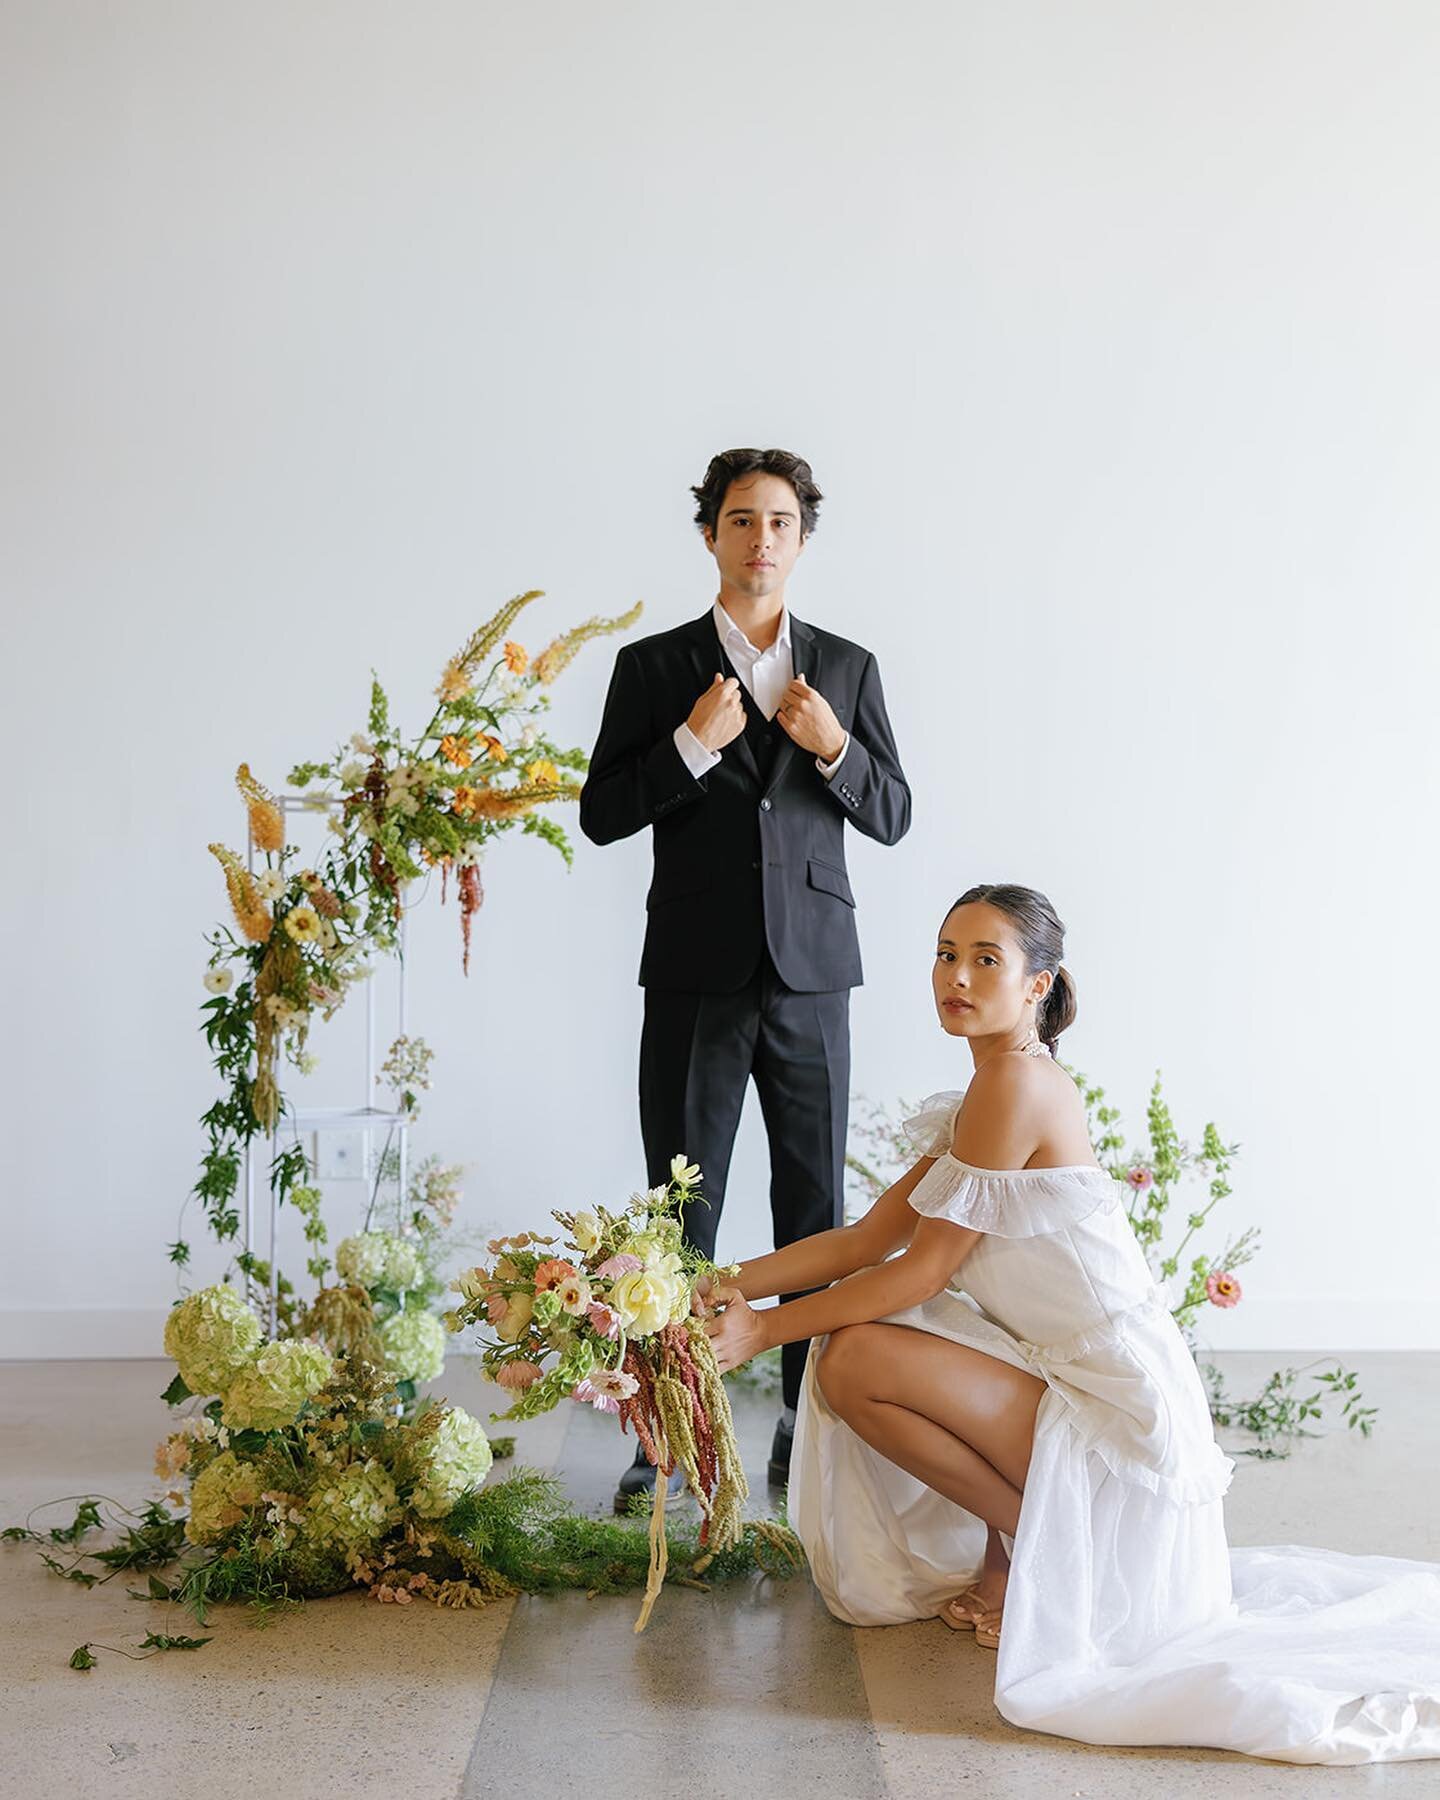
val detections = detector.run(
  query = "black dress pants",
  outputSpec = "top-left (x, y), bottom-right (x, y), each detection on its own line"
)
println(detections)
top-left (638, 952), bottom-right (850, 1410)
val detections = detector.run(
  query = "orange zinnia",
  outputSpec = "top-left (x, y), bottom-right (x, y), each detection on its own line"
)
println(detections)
top-left (478, 734), bottom-right (509, 763)
top-left (503, 640), bottom-right (529, 675)
top-left (533, 1258), bottom-right (578, 1294)
top-left (439, 734), bottom-right (473, 769)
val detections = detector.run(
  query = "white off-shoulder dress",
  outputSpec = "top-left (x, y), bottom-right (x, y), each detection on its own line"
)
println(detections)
top-left (789, 1090), bottom-right (1440, 1765)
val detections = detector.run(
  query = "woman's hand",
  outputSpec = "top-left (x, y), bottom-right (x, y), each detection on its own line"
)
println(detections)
top-left (691, 1272), bottom-right (746, 1318)
top-left (702, 1289), bottom-right (772, 1373)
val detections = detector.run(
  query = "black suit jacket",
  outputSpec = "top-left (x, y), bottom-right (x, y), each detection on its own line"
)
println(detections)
top-left (579, 611), bottom-right (911, 993)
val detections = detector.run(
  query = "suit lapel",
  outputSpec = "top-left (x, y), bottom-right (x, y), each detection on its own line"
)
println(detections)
top-left (686, 611), bottom-right (760, 785)
top-left (767, 614), bottom-right (820, 794)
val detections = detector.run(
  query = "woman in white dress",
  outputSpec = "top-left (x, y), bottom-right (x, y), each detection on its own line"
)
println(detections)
top-left (702, 883), bottom-right (1440, 1765)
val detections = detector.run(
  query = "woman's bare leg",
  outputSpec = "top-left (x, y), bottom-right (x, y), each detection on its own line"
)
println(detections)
top-left (977, 1527), bottom-right (1011, 1608)
top-left (817, 1323), bottom-right (1045, 1543)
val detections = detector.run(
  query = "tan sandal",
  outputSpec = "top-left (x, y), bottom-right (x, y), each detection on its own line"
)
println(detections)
top-left (938, 1585), bottom-right (990, 1631)
top-left (973, 1606), bottom-right (1002, 1650)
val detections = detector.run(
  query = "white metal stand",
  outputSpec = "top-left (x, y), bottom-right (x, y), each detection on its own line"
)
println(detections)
top-left (243, 794), bottom-right (409, 1334)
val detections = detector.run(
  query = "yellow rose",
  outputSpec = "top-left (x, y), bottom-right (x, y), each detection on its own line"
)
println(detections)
top-left (495, 1292), bottom-right (534, 1344)
top-left (609, 1268), bottom-right (681, 1338)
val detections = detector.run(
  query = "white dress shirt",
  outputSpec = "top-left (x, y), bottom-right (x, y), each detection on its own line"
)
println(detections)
top-left (672, 601), bottom-right (850, 783)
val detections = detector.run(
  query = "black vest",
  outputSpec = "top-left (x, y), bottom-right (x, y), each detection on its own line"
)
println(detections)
top-left (741, 693), bottom-right (782, 781)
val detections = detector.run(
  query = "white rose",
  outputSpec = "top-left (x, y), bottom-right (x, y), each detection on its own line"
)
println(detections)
top-left (609, 1268), bottom-right (681, 1338)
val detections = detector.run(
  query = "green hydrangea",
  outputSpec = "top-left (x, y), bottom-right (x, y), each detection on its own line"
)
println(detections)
top-left (220, 1338), bottom-right (334, 1431)
top-left (186, 1449), bottom-right (263, 1545)
top-left (335, 1231), bottom-right (420, 1291)
top-left (163, 1285), bottom-right (262, 1396)
top-left (378, 1309), bottom-right (445, 1383)
top-left (304, 1457), bottom-right (398, 1552)
top-left (409, 1406), bottom-right (493, 1519)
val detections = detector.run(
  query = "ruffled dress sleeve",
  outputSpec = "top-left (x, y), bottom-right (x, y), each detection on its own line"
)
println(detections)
top-left (902, 1091), bottom-right (966, 1159)
top-left (902, 1093), bottom-right (1118, 1238)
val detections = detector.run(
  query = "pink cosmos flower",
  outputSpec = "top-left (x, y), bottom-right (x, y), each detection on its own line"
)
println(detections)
top-left (496, 1360), bottom-right (544, 1391)
top-left (1206, 1270), bottom-right (1242, 1308)
top-left (572, 1368), bottom-right (640, 1413)
top-left (1126, 1166), bottom-right (1154, 1191)
top-left (593, 1253), bottom-right (643, 1281)
top-left (587, 1302), bottom-right (619, 1340)
top-left (533, 1258), bottom-right (578, 1294)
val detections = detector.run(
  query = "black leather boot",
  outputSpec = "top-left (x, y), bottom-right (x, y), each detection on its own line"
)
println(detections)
top-left (768, 1408), bottom-right (796, 1486)
top-left (614, 1442), bottom-right (686, 1513)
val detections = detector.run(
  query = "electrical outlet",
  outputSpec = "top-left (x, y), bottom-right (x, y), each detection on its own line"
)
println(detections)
top-left (315, 1132), bottom-right (368, 1181)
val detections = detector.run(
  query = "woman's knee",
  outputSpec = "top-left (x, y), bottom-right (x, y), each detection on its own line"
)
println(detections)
top-left (817, 1324), bottom-right (884, 1410)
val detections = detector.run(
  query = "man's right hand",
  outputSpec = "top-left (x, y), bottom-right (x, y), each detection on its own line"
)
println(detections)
top-left (686, 672), bottom-right (746, 754)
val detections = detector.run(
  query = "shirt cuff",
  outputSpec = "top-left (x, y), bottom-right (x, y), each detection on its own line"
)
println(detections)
top-left (815, 733), bottom-right (850, 781)
top-left (674, 722), bottom-right (722, 781)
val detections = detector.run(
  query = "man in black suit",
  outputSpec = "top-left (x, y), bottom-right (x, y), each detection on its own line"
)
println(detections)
top-left (580, 447), bottom-right (911, 1507)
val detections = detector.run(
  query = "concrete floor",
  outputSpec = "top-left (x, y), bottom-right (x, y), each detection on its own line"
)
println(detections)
top-left (1, 1352), bottom-right (1436, 1800)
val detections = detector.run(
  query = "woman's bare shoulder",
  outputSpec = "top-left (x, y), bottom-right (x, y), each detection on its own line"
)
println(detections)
top-left (953, 1053), bottom-right (1090, 1168)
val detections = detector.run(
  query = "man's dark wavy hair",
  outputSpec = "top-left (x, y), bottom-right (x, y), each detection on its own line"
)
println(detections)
top-left (690, 448), bottom-right (824, 539)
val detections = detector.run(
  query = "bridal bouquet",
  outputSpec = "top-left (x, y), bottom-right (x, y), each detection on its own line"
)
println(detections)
top-left (447, 1157), bottom-right (749, 1628)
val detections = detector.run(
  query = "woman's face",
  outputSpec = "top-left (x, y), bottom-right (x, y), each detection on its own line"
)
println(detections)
top-left (932, 901), bottom-right (1050, 1040)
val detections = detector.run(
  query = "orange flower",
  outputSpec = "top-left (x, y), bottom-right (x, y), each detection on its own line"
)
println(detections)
top-left (532, 601), bottom-right (643, 685)
top-left (503, 641), bottom-right (529, 674)
top-left (477, 734), bottom-right (508, 763)
top-left (533, 1258), bottom-right (578, 1294)
top-left (439, 734), bottom-right (473, 769)
top-left (209, 843), bottom-right (273, 943)
top-left (235, 764), bottom-right (285, 853)
top-left (436, 657), bottom-right (472, 703)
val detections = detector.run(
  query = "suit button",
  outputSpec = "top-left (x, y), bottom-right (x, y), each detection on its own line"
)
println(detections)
top-left (760, 798), bottom-right (772, 812)
top-left (752, 860), bottom-right (760, 870)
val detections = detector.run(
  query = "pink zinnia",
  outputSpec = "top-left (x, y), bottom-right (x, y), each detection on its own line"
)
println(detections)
top-left (572, 1368), bottom-right (640, 1413)
top-left (1126, 1166), bottom-right (1154, 1191)
top-left (587, 1301), bottom-right (619, 1339)
top-left (1206, 1270), bottom-right (1242, 1308)
top-left (496, 1360), bottom-right (544, 1391)
top-left (485, 1293), bottom-right (509, 1326)
top-left (533, 1258), bottom-right (577, 1293)
top-left (593, 1253), bottom-right (643, 1280)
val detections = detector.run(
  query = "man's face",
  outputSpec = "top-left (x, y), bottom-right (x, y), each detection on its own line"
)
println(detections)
top-left (702, 472), bottom-right (807, 600)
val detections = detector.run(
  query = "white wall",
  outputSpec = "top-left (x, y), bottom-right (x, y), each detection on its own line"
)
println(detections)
top-left (2, 2), bottom-right (1436, 1359)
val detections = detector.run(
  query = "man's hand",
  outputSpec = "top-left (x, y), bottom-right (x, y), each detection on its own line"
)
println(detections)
top-left (686, 672), bottom-right (746, 754)
top-left (776, 675), bottom-right (845, 762)
top-left (702, 1289), bottom-right (773, 1374)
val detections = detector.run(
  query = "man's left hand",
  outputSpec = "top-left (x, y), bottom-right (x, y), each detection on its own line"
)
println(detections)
top-left (776, 675), bottom-right (845, 763)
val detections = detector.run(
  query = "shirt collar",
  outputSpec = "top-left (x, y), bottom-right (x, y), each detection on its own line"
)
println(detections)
top-left (713, 599), bottom-right (790, 657)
